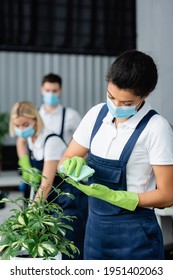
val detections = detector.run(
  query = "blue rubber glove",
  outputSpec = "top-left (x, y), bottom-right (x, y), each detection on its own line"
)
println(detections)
top-left (63, 156), bottom-right (86, 177)
top-left (65, 178), bottom-right (139, 211)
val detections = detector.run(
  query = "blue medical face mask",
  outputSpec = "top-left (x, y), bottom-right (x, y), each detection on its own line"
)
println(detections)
top-left (42, 92), bottom-right (61, 106)
top-left (14, 126), bottom-right (35, 139)
top-left (107, 97), bottom-right (141, 119)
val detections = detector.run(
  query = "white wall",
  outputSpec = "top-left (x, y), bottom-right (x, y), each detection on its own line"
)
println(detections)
top-left (137, 0), bottom-right (173, 125)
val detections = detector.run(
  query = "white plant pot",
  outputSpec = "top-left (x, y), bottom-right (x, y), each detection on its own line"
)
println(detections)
top-left (10, 249), bottom-right (62, 260)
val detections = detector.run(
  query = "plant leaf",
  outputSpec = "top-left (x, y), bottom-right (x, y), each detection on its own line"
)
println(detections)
top-left (17, 215), bottom-right (26, 226)
top-left (0, 198), bottom-right (11, 203)
top-left (41, 241), bottom-right (58, 255)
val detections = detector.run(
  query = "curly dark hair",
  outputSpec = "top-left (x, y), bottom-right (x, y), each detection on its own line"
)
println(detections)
top-left (106, 50), bottom-right (158, 97)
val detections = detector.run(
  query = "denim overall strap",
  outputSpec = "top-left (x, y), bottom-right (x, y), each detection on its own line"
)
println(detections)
top-left (88, 107), bottom-right (158, 215)
top-left (59, 107), bottom-right (67, 145)
top-left (88, 106), bottom-right (158, 193)
top-left (119, 110), bottom-right (158, 163)
top-left (30, 107), bottom-right (67, 169)
top-left (90, 105), bottom-right (158, 159)
top-left (85, 108), bottom-right (164, 260)
top-left (43, 132), bottom-right (67, 147)
top-left (30, 133), bottom-right (62, 170)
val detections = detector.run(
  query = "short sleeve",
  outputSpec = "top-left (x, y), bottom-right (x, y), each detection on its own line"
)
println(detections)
top-left (44, 136), bottom-right (67, 161)
top-left (73, 103), bottom-right (105, 148)
top-left (146, 116), bottom-right (173, 164)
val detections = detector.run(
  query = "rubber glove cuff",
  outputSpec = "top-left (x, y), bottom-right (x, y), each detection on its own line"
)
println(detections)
top-left (65, 178), bottom-right (139, 211)
top-left (18, 154), bottom-right (31, 169)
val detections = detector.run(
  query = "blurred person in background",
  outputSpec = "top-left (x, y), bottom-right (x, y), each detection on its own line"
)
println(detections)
top-left (17, 73), bottom-right (81, 199)
top-left (11, 100), bottom-right (87, 260)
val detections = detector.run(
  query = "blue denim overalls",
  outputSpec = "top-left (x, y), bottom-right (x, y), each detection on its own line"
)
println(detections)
top-left (30, 109), bottom-right (88, 260)
top-left (85, 104), bottom-right (164, 260)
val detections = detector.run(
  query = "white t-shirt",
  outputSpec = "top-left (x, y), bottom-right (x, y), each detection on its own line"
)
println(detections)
top-left (27, 127), bottom-right (67, 162)
top-left (73, 101), bottom-right (173, 193)
top-left (39, 104), bottom-right (81, 145)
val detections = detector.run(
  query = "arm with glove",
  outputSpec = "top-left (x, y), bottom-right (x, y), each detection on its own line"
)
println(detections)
top-left (60, 156), bottom-right (139, 211)
top-left (17, 138), bottom-right (41, 195)
top-left (18, 155), bottom-right (54, 202)
top-left (17, 137), bottom-right (31, 181)
top-left (65, 178), bottom-right (139, 211)
top-left (18, 154), bottom-right (41, 197)
top-left (18, 154), bottom-right (32, 181)
top-left (58, 141), bottom-right (139, 212)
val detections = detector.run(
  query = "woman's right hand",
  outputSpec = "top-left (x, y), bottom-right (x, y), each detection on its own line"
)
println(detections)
top-left (63, 156), bottom-right (86, 177)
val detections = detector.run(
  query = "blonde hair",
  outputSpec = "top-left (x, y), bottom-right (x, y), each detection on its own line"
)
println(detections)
top-left (9, 101), bottom-right (44, 137)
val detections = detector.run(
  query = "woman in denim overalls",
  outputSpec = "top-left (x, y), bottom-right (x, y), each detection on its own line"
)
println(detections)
top-left (59, 50), bottom-right (173, 260)
top-left (9, 101), bottom-right (88, 260)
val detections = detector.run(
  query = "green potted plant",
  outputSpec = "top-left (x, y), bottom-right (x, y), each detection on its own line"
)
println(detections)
top-left (0, 168), bottom-right (79, 260)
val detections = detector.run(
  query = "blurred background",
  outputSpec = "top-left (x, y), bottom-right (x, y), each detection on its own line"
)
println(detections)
top-left (0, 0), bottom-right (173, 258)
top-left (0, 0), bottom-right (173, 147)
